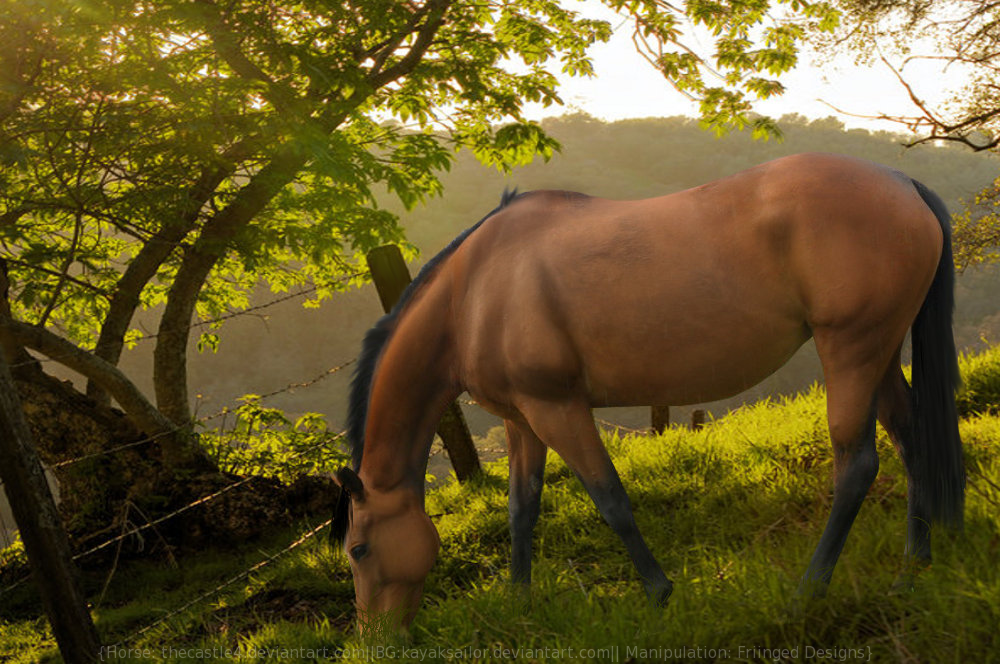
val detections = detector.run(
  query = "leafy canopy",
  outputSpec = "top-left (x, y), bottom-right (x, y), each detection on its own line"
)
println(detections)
top-left (0, 0), bottom-right (840, 347)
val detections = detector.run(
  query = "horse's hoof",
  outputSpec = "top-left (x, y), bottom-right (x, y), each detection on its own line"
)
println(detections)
top-left (649, 580), bottom-right (673, 607)
top-left (889, 559), bottom-right (929, 595)
top-left (507, 581), bottom-right (533, 607)
top-left (888, 574), bottom-right (916, 595)
top-left (787, 577), bottom-right (828, 614)
top-left (889, 567), bottom-right (925, 595)
top-left (794, 577), bottom-right (828, 601)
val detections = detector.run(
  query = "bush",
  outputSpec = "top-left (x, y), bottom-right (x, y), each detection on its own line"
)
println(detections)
top-left (958, 345), bottom-right (1000, 416)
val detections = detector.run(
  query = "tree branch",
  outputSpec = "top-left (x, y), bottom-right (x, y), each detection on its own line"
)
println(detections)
top-left (37, 209), bottom-right (84, 327)
top-left (879, 53), bottom-right (947, 130)
top-left (153, 142), bottom-right (311, 424)
top-left (874, 53), bottom-right (1000, 148)
top-left (905, 132), bottom-right (1000, 151)
top-left (0, 318), bottom-right (176, 442)
top-left (1, 257), bottom-right (111, 299)
top-left (369, 0), bottom-right (453, 88)
top-left (0, 258), bottom-right (37, 371)
top-left (368, 1), bottom-right (438, 75)
top-left (196, 0), bottom-right (311, 122)
top-left (152, 1), bottom-right (454, 425)
top-left (0, 44), bottom-right (45, 125)
top-left (0, 207), bottom-right (30, 229)
top-left (88, 136), bottom-right (260, 404)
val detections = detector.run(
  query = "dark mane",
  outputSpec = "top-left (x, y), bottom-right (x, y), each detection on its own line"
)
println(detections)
top-left (345, 188), bottom-right (522, 470)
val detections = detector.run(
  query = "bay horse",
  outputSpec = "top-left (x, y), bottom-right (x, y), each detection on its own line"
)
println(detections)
top-left (332, 152), bottom-right (965, 631)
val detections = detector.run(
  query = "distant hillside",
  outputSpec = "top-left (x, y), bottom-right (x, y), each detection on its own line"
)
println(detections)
top-left (108, 114), bottom-right (1000, 437)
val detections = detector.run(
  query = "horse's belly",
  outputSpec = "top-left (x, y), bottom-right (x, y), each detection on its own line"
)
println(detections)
top-left (579, 317), bottom-right (812, 407)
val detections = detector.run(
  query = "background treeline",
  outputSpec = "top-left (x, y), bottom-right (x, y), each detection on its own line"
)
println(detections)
top-left (104, 113), bottom-right (1000, 440)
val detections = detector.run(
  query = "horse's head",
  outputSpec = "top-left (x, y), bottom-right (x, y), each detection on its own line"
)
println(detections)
top-left (332, 467), bottom-right (439, 633)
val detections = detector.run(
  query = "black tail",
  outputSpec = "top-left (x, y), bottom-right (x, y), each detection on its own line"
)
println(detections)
top-left (910, 179), bottom-right (965, 529)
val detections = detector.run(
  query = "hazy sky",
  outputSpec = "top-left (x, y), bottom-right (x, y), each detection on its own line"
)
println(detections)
top-left (523, 3), bottom-right (954, 134)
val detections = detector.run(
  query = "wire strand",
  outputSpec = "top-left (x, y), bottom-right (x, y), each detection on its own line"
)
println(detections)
top-left (0, 431), bottom-right (346, 598)
top-left (70, 431), bottom-right (345, 562)
top-left (7, 271), bottom-right (367, 370)
top-left (113, 516), bottom-right (332, 647)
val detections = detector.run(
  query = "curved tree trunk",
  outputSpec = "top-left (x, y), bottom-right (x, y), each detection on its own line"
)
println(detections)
top-left (153, 145), bottom-right (310, 425)
top-left (151, 0), bottom-right (450, 427)
top-left (86, 230), bottom-right (189, 406)
top-left (0, 317), bottom-right (210, 468)
top-left (0, 259), bottom-right (37, 374)
top-left (87, 139), bottom-right (260, 404)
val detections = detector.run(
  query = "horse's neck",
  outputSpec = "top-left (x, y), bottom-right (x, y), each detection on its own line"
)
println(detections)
top-left (360, 287), bottom-right (458, 494)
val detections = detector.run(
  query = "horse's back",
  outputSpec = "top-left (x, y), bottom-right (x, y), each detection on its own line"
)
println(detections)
top-left (451, 153), bottom-right (943, 410)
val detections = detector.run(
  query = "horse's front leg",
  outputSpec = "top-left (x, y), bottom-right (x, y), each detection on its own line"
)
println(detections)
top-left (518, 399), bottom-right (673, 605)
top-left (505, 418), bottom-right (547, 586)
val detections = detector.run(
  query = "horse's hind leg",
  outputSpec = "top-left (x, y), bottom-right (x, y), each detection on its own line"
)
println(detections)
top-left (505, 418), bottom-right (547, 586)
top-left (798, 335), bottom-right (883, 598)
top-left (877, 356), bottom-right (932, 590)
top-left (517, 399), bottom-right (673, 605)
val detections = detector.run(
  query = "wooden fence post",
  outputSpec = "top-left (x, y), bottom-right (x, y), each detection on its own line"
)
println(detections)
top-left (691, 409), bottom-right (706, 430)
top-left (366, 245), bottom-right (482, 482)
top-left (651, 405), bottom-right (670, 434)
top-left (0, 351), bottom-right (102, 663)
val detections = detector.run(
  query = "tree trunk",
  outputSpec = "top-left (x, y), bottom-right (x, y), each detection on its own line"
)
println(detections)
top-left (6, 362), bottom-right (326, 558)
top-left (153, 144), bottom-right (310, 425)
top-left (87, 139), bottom-right (260, 404)
top-left (0, 351), bottom-right (102, 663)
top-left (0, 258), bottom-right (36, 374)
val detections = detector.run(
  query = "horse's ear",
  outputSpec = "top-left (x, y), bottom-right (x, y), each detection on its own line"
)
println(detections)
top-left (335, 467), bottom-right (365, 502)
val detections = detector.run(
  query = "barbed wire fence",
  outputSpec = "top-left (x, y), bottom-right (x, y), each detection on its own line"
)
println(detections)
top-left (0, 257), bottom-right (689, 652)
top-left (0, 272), bottom-right (367, 623)
top-left (0, 360), bottom-right (355, 598)
top-left (6, 271), bottom-right (368, 372)
top-left (116, 515), bottom-right (334, 648)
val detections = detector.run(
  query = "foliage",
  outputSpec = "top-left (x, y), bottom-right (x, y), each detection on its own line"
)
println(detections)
top-left (5, 344), bottom-right (1000, 661)
top-left (605, 0), bottom-right (840, 139)
top-left (0, 0), bottom-right (844, 457)
top-left (0, 538), bottom-right (26, 572)
top-left (816, 0), bottom-right (1000, 267)
top-left (199, 399), bottom-right (349, 481)
top-left (958, 344), bottom-right (1000, 417)
top-left (953, 178), bottom-right (1000, 270)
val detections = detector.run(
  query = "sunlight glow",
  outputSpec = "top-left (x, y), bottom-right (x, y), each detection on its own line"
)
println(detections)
top-left (524, 1), bottom-right (959, 135)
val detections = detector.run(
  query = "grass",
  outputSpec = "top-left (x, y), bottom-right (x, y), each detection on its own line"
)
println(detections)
top-left (3, 373), bottom-right (1000, 662)
top-left (958, 343), bottom-right (1000, 417)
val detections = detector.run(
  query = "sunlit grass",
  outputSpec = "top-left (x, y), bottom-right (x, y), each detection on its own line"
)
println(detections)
top-left (958, 342), bottom-right (1000, 416)
top-left (3, 363), bottom-right (1000, 662)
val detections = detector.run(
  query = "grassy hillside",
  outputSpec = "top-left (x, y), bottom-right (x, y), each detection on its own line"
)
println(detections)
top-left (4, 347), bottom-right (1000, 662)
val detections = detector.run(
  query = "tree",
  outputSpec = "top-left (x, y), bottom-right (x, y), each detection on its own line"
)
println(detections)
top-left (813, 0), bottom-right (1000, 268)
top-left (0, 0), bottom-right (836, 473)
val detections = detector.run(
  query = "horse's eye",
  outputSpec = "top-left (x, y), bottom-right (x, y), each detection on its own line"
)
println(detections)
top-left (350, 543), bottom-right (369, 561)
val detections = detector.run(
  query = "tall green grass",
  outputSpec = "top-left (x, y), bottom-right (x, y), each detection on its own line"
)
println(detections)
top-left (958, 344), bottom-right (1000, 417)
top-left (3, 376), bottom-right (1000, 662)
